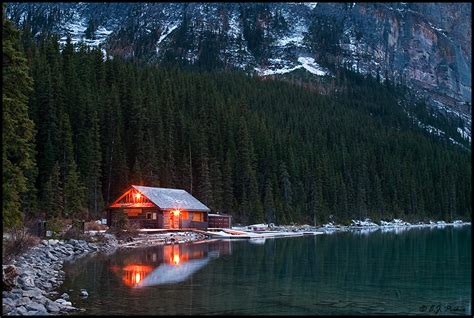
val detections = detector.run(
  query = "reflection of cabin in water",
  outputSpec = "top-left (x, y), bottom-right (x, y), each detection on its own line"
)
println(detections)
top-left (107, 185), bottom-right (211, 230)
top-left (110, 240), bottom-right (232, 287)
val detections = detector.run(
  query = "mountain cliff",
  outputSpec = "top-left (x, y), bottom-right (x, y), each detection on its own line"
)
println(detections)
top-left (6, 2), bottom-right (471, 141)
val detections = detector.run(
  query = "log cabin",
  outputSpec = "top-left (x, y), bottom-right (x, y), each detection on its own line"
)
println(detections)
top-left (107, 185), bottom-right (210, 230)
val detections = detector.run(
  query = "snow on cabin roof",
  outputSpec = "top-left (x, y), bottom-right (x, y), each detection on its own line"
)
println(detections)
top-left (208, 213), bottom-right (232, 217)
top-left (131, 185), bottom-right (210, 212)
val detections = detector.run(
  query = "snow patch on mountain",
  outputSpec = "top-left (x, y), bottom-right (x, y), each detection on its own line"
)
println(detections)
top-left (58, 16), bottom-right (112, 48)
top-left (254, 64), bottom-right (300, 76)
top-left (255, 56), bottom-right (329, 77)
top-left (158, 24), bottom-right (178, 45)
top-left (276, 33), bottom-right (305, 47)
top-left (305, 3), bottom-right (318, 10)
top-left (403, 108), bottom-right (470, 150)
top-left (276, 11), bottom-right (307, 49)
top-left (298, 57), bottom-right (329, 76)
top-left (228, 9), bottom-right (241, 39)
top-left (457, 127), bottom-right (471, 142)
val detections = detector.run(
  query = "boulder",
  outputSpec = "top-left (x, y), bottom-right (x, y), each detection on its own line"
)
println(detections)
top-left (10, 287), bottom-right (24, 296)
top-left (2, 303), bottom-right (13, 315)
top-left (41, 281), bottom-right (53, 290)
top-left (48, 239), bottom-right (59, 246)
top-left (46, 252), bottom-right (58, 261)
top-left (3, 290), bottom-right (20, 300)
top-left (23, 289), bottom-right (42, 298)
top-left (18, 274), bottom-right (36, 289)
top-left (26, 302), bottom-right (47, 312)
top-left (46, 301), bottom-right (61, 313)
top-left (16, 296), bottom-right (33, 306)
top-left (30, 310), bottom-right (50, 315)
top-left (80, 289), bottom-right (89, 298)
top-left (56, 300), bottom-right (73, 307)
top-left (36, 295), bottom-right (51, 305)
top-left (69, 239), bottom-right (78, 245)
top-left (14, 306), bottom-right (28, 315)
top-left (2, 296), bottom-right (15, 307)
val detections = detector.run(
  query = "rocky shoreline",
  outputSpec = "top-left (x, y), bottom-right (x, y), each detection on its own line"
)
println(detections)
top-left (2, 234), bottom-right (117, 316)
top-left (2, 231), bottom-right (209, 316)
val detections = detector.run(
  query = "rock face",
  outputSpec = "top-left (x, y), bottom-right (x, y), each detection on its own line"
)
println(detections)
top-left (5, 3), bottom-right (472, 136)
top-left (318, 3), bottom-right (471, 124)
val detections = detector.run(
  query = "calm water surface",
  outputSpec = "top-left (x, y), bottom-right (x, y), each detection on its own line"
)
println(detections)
top-left (61, 226), bottom-right (471, 315)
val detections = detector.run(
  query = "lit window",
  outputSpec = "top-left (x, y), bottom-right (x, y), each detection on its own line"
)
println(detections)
top-left (192, 213), bottom-right (203, 222)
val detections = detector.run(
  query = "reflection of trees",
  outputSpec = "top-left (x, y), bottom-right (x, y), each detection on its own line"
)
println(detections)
top-left (193, 229), bottom-right (471, 314)
top-left (62, 252), bottom-right (112, 285)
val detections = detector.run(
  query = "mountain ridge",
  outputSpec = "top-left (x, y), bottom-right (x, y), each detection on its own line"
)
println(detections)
top-left (6, 2), bottom-right (472, 143)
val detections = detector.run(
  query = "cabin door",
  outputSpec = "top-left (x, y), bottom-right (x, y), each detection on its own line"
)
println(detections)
top-left (169, 213), bottom-right (180, 229)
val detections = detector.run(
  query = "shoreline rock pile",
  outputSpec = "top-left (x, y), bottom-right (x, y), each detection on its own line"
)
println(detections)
top-left (2, 235), bottom-right (117, 316)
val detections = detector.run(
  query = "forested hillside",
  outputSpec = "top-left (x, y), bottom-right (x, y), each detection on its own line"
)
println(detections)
top-left (3, 17), bottom-right (471, 229)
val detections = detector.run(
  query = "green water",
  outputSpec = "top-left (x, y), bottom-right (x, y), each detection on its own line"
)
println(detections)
top-left (61, 226), bottom-right (471, 315)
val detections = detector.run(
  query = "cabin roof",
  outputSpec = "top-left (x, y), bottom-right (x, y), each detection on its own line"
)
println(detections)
top-left (131, 185), bottom-right (211, 212)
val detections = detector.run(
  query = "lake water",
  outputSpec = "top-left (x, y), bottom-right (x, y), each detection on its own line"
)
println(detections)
top-left (61, 226), bottom-right (471, 315)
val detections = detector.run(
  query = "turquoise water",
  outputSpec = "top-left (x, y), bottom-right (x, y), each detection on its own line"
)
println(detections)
top-left (61, 226), bottom-right (471, 315)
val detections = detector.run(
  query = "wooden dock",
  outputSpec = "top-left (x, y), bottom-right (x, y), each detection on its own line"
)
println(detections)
top-left (136, 228), bottom-right (324, 239)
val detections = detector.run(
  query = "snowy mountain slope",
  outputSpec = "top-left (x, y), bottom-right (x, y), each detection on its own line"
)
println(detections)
top-left (6, 2), bottom-right (471, 144)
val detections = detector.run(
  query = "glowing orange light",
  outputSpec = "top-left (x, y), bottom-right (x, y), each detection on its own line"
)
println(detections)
top-left (135, 192), bottom-right (141, 200)
top-left (119, 265), bottom-right (153, 287)
top-left (173, 254), bottom-right (180, 265)
top-left (172, 209), bottom-right (180, 216)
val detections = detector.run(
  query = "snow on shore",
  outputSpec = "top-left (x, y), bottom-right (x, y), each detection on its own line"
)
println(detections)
top-left (231, 218), bottom-right (471, 237)
top-left (323, 218), bottom-right (471, 234)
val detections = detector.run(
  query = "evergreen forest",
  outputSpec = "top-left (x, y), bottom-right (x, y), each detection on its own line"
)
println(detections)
top-left (3, 15), bottom-right (472, 230)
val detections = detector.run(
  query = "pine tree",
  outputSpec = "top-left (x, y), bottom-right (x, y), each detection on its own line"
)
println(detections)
top-left (263, 179), bottom-right (276, 224)
top-left (58, 111), bottom-right (86, 218)
top-left (307, 174), bottom-right (318, 226)
top-left (64, 161), bottom-right (86, 218)
top-left (79, 109), bottom-right (104, 219)
top-left (130, 158), bottom-right (143, 186)
top-left (279, 161), bottom-right (293, 222)
top-left (179, 140), bottom-right (193, 194)
top-left (210, 158), bottom-right (224, 211)
top-left (197, 132), bottom-right (213, 206)
top-left (3, 11), bottom-right (37, 228)
top-left (161, 99), bottom-right (177, 187)
top-left (222, 152), bottom-right (235, 214)
top-left (46, 162), bottom-right (63, 219)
